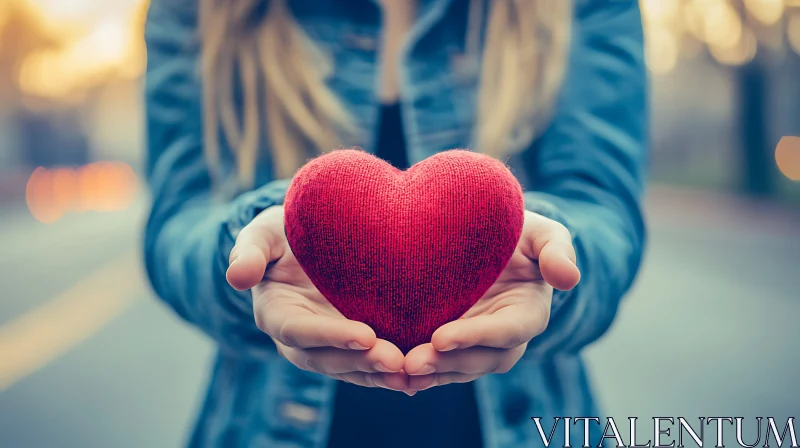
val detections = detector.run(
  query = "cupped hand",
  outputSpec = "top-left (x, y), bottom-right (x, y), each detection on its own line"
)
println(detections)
top-left (226, 205), bottom-right (409, 393)
top-left (404, 210), bottom-right (580, 391)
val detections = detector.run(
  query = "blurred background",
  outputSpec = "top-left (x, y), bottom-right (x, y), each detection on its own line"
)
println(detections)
top-left (0, 0), bottom-right (798, 446)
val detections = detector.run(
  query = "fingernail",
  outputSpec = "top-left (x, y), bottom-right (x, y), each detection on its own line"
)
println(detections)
top-left (439, 343), bottom-right (458, 352)
top-left (404, 391), bottom-right (416, 397)
top-left (373, 362), bottom-right (394, 373)
top-left (347, 342), bottom-right (369, 350)
top-left (412, 364), bottom-right (435, 375)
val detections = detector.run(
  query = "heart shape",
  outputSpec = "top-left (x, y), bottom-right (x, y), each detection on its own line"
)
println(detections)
top-left (284, 149), bottom-right (524, 353)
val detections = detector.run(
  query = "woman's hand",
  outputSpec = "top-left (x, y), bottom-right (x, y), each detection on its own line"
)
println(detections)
top-left (226, 205), bottom-right (409, 393)
top-left (403, 210), bottom-right (580, 391)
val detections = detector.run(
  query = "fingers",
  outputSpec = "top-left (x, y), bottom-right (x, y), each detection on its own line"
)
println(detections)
top-left (227, 205), bottom-right (287, 291)
top-left (278, 339), bottom-right (405, 375)
top-left (278, 339), bottom-right (412, 394)
top-left (519, 211), bottom-right (580, 291)
top-left (430, 296), bottom-right (550, 351)
top-left (258, 303), bottom-right (377, 350)
top-left (405, 343), bottom-right (525, 377)
top-left (407, 372), bottom-right (483, 392)
top-left (404, 343), bottom-right (526, 392)
top-left (276, 339), bottom-right (409, 393)
top-left (330, 372), bottom-right (411, 393)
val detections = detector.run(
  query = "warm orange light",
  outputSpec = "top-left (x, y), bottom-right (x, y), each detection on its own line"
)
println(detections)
top-left (776, 136), bottom-right (800, 181)
top-left (0, 2), bottom-right (8, 33)
top-left (51, 167), bottom-right (80, 212)
top-left (26, 162), bottom-right (140, 223)
top-left (77, 162), bottom-right (99, 211)
top-left (16, 0), bottom-right (149, 100)
top-left (26, 167), bottom-right (63, 224)
top-left (92, 162), bottom-right (117, 211)
top-left (89, 161), bottom-right (136, 212)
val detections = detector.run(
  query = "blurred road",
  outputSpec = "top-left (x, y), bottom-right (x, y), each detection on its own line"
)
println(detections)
top-left (0, 197), bottom-right (215, 448)
top-left (0, 186), bottom-right (798, 447)
top-left (584, 187), bottom-right (800, 433)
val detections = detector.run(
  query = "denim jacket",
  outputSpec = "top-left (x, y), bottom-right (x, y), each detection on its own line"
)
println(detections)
top-left (143, 0), bottom-right (648, 446)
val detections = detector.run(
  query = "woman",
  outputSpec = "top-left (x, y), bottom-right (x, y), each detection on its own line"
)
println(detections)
top-left (143, 0), bottom-right (648, 446)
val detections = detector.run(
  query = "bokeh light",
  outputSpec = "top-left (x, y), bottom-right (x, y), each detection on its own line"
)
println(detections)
top-left (25, 162), bottom-right (139, 224)
top-left (645, 27), bottom-right (680, 74)
top-left (13, 0), bottom-right (147, 102)
top-left (703, 1), bottom-right (743, 48)
top-left (642, 0), bottom-right (800, 74)
top-left (641, 0), bottom-right (682, 24)
top-left (775, 136), bottom-right (800, 181)
top-left (26, 167), bottom-right (62, 224)
top-left (745, 0), bottom-right (784, 25)
top-left (0, 3), bottom-right (8, 32)
top-left (709, 27), bottom-right (759, 65)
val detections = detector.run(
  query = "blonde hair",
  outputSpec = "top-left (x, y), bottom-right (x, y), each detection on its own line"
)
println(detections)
top-left (200, 0), bottom-right (572, 186)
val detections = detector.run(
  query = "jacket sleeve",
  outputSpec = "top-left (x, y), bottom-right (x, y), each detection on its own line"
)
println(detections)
top-left (143, 0), bottom-right (287, 359)
top-left (522, 0), bottom-right (649, 356)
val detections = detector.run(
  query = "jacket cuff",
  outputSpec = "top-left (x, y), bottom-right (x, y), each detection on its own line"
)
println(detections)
top-left (220, 178), bottom-right (293, 260)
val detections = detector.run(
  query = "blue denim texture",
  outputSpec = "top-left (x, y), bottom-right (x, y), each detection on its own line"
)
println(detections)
top-left (143, 0), bottom-right (649, 446)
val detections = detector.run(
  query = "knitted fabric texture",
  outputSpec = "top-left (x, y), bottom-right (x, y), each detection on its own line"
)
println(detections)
top-left (284, 149), bottom-right (524, 353)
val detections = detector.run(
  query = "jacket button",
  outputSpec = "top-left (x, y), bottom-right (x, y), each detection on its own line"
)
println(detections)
top-left (502, 391), bottom-right (532, 425)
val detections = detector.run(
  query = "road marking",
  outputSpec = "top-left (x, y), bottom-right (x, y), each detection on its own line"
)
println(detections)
top-left (0, 252), bottom-right (143, 391)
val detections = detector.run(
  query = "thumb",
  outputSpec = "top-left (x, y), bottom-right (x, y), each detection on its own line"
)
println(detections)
top-left (519, 211), bottom-right (581, 291)
top-left (226, 206), bottom-right (286, 291)
top-left (538, 240), bottom-right (580, 291)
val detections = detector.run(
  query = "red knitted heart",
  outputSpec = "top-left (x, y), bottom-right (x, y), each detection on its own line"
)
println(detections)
top-left (284, 149), bottom-right (524, 353)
